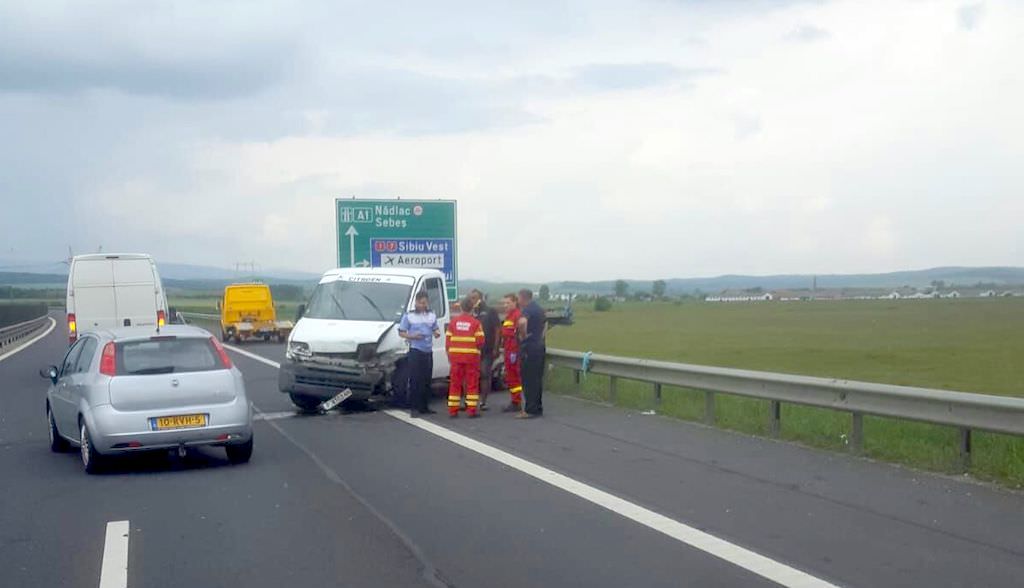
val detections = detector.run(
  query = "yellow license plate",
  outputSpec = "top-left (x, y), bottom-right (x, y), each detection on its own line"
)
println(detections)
top-left (153, 414), bottom-right (207, 430)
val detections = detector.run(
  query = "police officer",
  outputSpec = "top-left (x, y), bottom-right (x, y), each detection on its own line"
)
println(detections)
top-left (398, 291), bottom-right (441, 417)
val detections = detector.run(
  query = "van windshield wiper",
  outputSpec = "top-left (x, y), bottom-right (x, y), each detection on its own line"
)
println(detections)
top-left (328, 292), bottom-right (348, 319)
top-left (358, 293), bottom-right (388, 321)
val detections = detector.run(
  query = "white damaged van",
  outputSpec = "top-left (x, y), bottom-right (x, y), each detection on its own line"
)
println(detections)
top-left (65, 254), bottom-right (169, 344)
top-left (279, 268), bottom-right (451, 411)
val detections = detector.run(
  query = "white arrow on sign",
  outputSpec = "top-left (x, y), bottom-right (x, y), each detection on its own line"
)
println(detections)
top-left (345, 225), bottom-right (359, 268)
top-left (355, 259), bottom-right (371, 268)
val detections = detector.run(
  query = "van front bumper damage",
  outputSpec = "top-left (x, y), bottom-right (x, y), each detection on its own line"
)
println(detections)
top-left (278, 352), bottom-right (403, 401)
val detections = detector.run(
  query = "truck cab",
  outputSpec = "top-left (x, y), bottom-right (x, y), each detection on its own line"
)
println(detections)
top-left (279, 268), bottom-right (450, 411)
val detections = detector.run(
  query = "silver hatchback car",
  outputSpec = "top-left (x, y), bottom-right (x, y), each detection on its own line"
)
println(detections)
top-left (42, 325), bottom-right (253, 473)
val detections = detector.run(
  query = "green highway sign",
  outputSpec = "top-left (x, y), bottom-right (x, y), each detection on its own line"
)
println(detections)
top-left (335, 198), bottom-right (459, 300)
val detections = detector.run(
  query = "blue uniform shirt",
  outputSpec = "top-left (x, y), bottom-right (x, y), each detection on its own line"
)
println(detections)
top-left (399, 311), bottom-right (438, 353)
top-left (521, 301), bottom-right (546, 347)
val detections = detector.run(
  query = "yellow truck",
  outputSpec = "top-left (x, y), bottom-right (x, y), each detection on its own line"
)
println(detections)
top-left (218, 283), bottom-right (293, 344)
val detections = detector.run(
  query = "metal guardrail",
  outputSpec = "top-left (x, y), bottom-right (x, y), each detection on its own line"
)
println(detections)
top-left (0, 315), bottom-right (49, 353)
top-left (179, 312), bottom-right (219, 322)
top-left (547, 349), bottom-right (1024, 471)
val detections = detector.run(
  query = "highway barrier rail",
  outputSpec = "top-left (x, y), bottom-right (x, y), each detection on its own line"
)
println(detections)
top-left (547, 349), bottom-right (1024, 472)
top-left (0, 308), bottom-right (49, 354)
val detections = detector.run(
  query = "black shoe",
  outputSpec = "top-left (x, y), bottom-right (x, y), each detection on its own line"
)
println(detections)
top-left (501, 404), bottom-right (521, 413)
top-left (419, 408), bottom-right (437, 415)
top-left (409, 411), bottom-right (419, 418)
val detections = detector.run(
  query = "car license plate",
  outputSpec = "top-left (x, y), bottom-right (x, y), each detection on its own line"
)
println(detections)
top-left (152, 414), bottom-right (207, 430)
top-left (319, 389), bottom-right (353, 412)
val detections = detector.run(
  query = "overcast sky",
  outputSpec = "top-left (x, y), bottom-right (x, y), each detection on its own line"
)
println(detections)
top-left (1, 0), bottom-right (1021, 281)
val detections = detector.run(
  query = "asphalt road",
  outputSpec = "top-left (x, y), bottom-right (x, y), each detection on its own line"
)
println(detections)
top-left (2, 316), bottom-right (1023, 587)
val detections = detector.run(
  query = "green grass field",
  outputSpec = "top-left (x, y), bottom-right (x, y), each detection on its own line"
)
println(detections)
top-left (546, 298), bottom-right (1024, 487)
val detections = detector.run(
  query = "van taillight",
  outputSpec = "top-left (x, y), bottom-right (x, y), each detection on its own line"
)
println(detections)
top-left (67, 313), bottom-right (77, 344)
top-left (157, 310), bottom-right (166, 328)
top-left (210, 337), bottom-right (233, 368)
top-left (99, 342), bottom-right (117, 376)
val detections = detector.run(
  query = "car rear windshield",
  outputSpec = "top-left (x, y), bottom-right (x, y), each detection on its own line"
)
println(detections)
top-left (117, 338), bottom-right (224, 375)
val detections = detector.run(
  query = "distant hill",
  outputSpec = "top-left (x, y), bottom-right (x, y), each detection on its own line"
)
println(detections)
top-left (467, 267), bottom-right (1024, 296)
top-left (3, 265), bottom-right (1023, 296)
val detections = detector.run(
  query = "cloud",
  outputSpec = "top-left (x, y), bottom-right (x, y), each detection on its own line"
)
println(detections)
top-left (570, 63), bottom-right (714, 92)
top-left (783, 25), bottom-right (831, 42)
top-left (957, 3), bottom-right (985, 31)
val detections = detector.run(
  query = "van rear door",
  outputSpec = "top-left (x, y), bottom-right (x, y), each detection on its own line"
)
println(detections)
top-left (112, 258), bottom-right (159, 327)
top-left (71, 259), bottom-right (118, 330)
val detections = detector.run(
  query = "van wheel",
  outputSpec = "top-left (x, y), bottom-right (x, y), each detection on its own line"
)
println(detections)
top-left (47, 405), bottom-right (70, 453)
top-left (221, 330), bottom-right (230, 342)
top-left (80, 422), bottom-right (105, 474)
top-left (226, 437), bottom-right (253, 464)
top-left (289, 393), bottom-right (322, 413)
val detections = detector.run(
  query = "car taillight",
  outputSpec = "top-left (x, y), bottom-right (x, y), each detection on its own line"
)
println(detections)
top-left (99, 342), bottom-right (117, 376)
top-left (68, 313), bottom-right (77, 344)
top-left (210, 337), bottom-right (232, 368)
top-left (157, 310), bottom-right (166, 328)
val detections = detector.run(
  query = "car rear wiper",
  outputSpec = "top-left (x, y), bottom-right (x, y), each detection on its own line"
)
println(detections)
top-left (128, 366), bottom-right (176, 375)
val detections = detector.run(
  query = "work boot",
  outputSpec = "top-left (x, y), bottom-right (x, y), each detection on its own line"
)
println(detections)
top-left (449, 411), bottom-right (458, 418)
top-left (468, 409), bottom-right (479, 418)
top-left (501, 403), bottom-right (521, 413)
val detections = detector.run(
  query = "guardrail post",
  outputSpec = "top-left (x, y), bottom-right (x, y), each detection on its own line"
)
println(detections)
top-left (959, 427), bottom-right (972, 473)
top-left (704, 391), bottom-right (715, 425)
top-left (770, 400), bottom-right (781, 438)
top-left (609, 376), bottom-right (618, 403)
top-left (850, 412), bottom-right (864, 455)
top-left (573, 369), bottom-right (581, 395)
top-left (653, 383), bottom-right (662, 408)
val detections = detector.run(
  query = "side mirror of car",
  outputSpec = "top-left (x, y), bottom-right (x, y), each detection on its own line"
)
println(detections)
top-left (295, 304), bottom-right (306, 321)
top-left (40, 365), bottom-right (59, 384)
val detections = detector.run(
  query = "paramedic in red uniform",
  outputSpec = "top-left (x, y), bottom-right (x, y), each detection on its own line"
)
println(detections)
top-left (446, 298), bottom-right (485, 417)
top-left (500, 293), bottom-right (524, 412)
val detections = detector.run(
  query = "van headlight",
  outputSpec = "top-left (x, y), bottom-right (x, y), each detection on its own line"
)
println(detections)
top-left (287, 341), bottom-right (312, 360)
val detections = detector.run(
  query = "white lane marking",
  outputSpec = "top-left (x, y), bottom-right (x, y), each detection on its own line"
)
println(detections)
top-left (99, 520), bottom-right (130, 588)
top-left (223, 344), bottom-right (282, 369)
top-left (254, 411), bottom-right (297, 422)
top-left (231, 348), bottom-right (837, 588)
top-left (0, 317), bottom-right (56, 363)
top-left (387, 410), bottom-right (836, 588)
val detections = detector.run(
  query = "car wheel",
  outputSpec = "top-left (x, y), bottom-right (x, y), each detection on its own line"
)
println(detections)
top-left (47, 405), bottom-right (70, 453)
top-left (289, 393), bottom-right (322, 412)
top-left (80, 422), bottom-right (104, 474)
top-left (225, 437), bottom-right (253, 464)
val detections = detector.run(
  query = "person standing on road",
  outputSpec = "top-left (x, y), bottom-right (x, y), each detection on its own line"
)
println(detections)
top-left (446, 298), bottom-right (485, 418)
top-left (517, 288), bottom-right (547, 418)
top-left (469, 289), bottom-right (501, 411)
top-left (398, 291), bottom-right (441, 417)
top-left (500, 293), bottom-right (524, 412)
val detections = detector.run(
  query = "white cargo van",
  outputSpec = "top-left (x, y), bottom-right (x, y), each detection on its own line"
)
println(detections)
top-left (279, 268), bottom-right (451, 410)
top-left (65, 254), bottom-right (169, 344)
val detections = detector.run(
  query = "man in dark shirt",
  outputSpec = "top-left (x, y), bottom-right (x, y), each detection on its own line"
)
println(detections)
top-left (469, 289), bottom-right (501, 410)
top-left (516, 288), bottom-right (547, 418)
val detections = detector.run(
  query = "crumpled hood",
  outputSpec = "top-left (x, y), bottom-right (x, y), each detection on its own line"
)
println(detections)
top-left (291, 318), bottom-right (396, 353)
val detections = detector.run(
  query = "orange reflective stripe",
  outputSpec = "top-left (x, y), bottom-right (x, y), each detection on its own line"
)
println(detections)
top-left (449, 336), bottom-right (477, 343)
top-left (510, 386), bottom-right (522, 393)
top-left (449, 348), bottom-right (481, 354)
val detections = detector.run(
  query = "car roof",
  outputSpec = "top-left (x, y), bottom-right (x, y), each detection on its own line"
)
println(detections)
top-left (83, 324), bottom-right (212, 342)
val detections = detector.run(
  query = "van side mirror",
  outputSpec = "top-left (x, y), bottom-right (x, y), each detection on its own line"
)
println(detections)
top-left (216, 300), bottom-right (222, 311)
top-left (295, 304), bottom-right (306, 321)
top-left (40, 365), bottom-right (58, 384)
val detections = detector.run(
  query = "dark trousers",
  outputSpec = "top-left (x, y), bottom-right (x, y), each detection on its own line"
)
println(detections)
top-left (408, 349), bottom-right (434, 412)
top-left (522, 343), bottom-right (546, 415)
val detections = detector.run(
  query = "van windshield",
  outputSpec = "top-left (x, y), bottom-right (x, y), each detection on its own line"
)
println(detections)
top-left (305, 280), bottom-right (412, 322)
